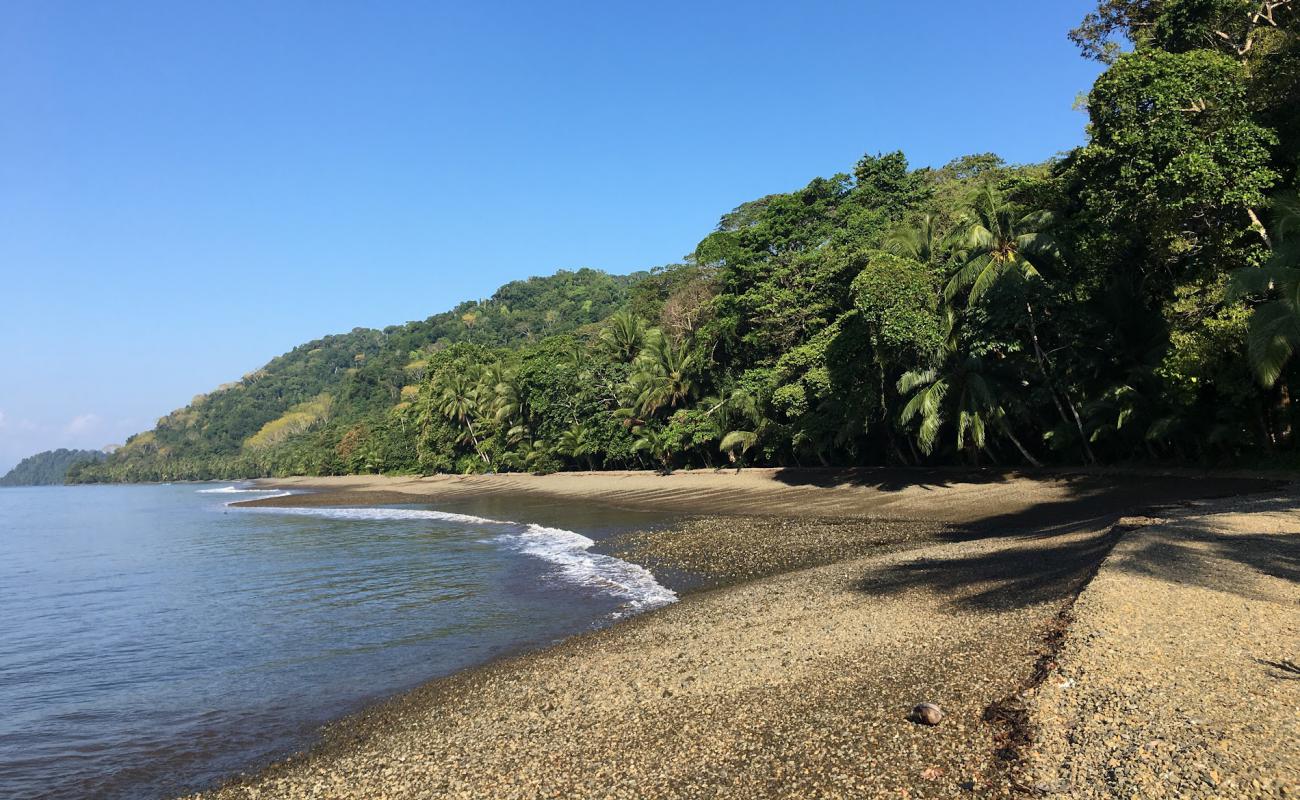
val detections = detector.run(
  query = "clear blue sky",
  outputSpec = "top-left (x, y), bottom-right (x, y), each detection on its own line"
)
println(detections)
top-left (0, 0), bottom-right (1102, 473)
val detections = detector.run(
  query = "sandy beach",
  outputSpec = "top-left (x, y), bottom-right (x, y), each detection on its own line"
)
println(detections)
top-left (188, 469), bottom-right (1297, 798)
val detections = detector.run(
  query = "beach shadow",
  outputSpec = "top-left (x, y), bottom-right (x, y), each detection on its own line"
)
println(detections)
top-left (1104, 494), bottom-right (1300, 600)
top-left (769, 466), bottom-right (1014, 492)
top-left (849, 478), bottom-right (1288, 612)
top-left (1255, 658), bottom-right (1300, 680)
top-left (939, 475), bottom-right (1282, 542)
top-left (854, 527), bottom-right (1122, 611)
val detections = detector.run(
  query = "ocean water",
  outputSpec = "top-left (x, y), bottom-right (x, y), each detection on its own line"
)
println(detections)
top-left (0, 484), bottom-right (675, 799)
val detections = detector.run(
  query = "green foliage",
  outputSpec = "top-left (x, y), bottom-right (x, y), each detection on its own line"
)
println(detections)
top-left (1076, 49), bottom-right (1276, 280)
top-left (1231, 193), bottom-right (1300, 384)
top-left (71, 4), bottom-right (1300, 479)
top-left (853, 252), bottom-right (943, 360)
top-left (4, 449), bottom-right (108, 486)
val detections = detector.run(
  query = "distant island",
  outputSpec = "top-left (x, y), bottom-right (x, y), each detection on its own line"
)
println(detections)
top-left (2, 448), bottom-right (109, 486)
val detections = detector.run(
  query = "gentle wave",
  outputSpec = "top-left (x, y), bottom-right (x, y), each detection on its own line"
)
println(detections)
top-left (497, 524), bottom-right (677, 616)
top-left (233, 504), bottom-right (677, 614)
top-left (197, 486), bottom-right (290, 494)
top-left (236, 505), bottom-right (501, 526)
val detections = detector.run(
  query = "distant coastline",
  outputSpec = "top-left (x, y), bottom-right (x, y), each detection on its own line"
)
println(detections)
top-left (0, 448), bottom-right (107, 486)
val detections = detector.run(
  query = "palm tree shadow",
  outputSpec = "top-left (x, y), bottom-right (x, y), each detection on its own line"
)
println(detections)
top-left (1105, 494), bottom-right (1300, 600)
top-left (770, 466), bottom-right (1015, 492)
top-left (1255, 658), bottom-right (1300, 680)
top-left (847, 476), bottom-right (1284, 606)
top-left (855, 525), bottom-right (1123, 611)
top-left (939, 475), bottom-right (1280, 542)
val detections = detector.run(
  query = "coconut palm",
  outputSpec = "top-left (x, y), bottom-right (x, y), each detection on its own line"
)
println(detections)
top-left (433, 369), bottom-right (490, 464)
top-left (631, 426), bottom-right (675, 473)
top-left (555, 422), bottom-right (597, 470)
top-left (946, 187), bottom-right (1094, 463)
top-left (600, 311), bottom-right (648, 363)
top-left (897, 351), bottom-right (1043, 467)
top-left (485, 368), bottom-right (521, 423)
top-left (562, 339), bottom-right (589, 373)
top-left (945, 186), bottom-right (1061, 303)
top-left (627, 331), bottom-right (696, 416)
top-left (886, 213), bottom-right (951, 265)
top-left (500, 438), bottom-right (549, 473)
top-left (710, 389), bottom-right (767, 468)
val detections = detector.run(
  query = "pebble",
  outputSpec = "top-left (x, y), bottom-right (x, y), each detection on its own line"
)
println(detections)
top-left (911, 703), bottom-right (945, 726)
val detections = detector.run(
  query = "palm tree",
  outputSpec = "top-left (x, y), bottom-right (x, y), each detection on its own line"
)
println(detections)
top-left (555, 422), bottom-right (597, 470)
top-left (562, 340), bottom-right (589, 373)
top-left (631, 426), bottom-right (675, 473)
top-left (600, 311), bottom-right (648, 363)
top-left (719, 430), bottom-right (758, 467)
top-left (886, 213), bottom-right (951, 265)
top-left (946, 192), bottom-right (1060, 303)
top-left (946, 186), bottom-right (1094, 463)
top-left (433, 369), bottom-right (490, 464)
top-left (483, 366), bottom-right (520, 422)
top-left (500, 438), bottom-right (549, 473)
top-left (1231, 194), bottom-right (1300, 386)
top-left (897, 351), bottom-right (1043, 467)
top-left (627, 331), bottom-right (695, 416)
top-left (710, 389), bottom-right (767, 469)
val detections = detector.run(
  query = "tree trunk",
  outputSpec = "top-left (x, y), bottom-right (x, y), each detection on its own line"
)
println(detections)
top-left (1248, 207), bottom-right (1274, 249)
top-left (1280, 382), bottom-right (1294, 444)
top-left (460, 415), bottom-right (488, 464)
top-left (1257, 401), bottom-right (1276, 450)
top-left (889, 435), bottom-right (911, 466)
top-left (1025, 302), bottom-right (1097, 464)
top-left (1000, 423), bottom-right (1044, 468)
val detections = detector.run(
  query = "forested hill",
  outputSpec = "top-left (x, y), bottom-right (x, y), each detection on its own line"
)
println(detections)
top-left (2, 449), bottom-right (108, 486)
top-left (73, 3), bottom-right (1300, 483)
top-left (72, 269), bottom-right (640, 481)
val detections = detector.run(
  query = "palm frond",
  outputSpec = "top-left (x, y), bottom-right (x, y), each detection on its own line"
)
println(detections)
top-left (1247, 300), bottom-right (1300, 386)
top-left (719, 430), bottom-right (758, 454)
top-left (897, 368), bottom-right (937, 395)
top-left (967, 257), bottom-right (1009, 302)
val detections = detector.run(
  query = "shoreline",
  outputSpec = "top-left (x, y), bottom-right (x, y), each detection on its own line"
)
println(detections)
top-left (193, 469), bottom-right (1294, 798)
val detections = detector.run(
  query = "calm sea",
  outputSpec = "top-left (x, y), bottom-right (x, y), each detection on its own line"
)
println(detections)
top-left (0, 483), bottom-right (675, 799)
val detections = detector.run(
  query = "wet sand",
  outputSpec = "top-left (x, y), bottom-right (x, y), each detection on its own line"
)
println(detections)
top-left (188, 469), bottom-right (1291, 798)
top-left (242, 467), bottom-right (1272, 527)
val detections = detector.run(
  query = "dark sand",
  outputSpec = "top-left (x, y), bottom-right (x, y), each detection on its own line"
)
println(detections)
top-left (186, 469), bottom-right (1291, 799)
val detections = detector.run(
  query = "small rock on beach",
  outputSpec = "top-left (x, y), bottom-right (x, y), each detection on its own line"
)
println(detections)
top-left (911, 703), bottom-right (945, 726)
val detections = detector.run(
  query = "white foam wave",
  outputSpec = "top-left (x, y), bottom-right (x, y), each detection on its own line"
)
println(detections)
top-left (495, 524), bottom-right (678, 616)
top-left (197, 485), bottom-right (289, 494)
top-left (236, 505), bottom-right (500, 526)
top-left (231, 504), bottom-right (677, 615)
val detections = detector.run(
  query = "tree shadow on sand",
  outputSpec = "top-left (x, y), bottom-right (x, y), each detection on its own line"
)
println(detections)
top-left (770, 466), bottom-right (1276, 503)
top-left (770, 466), bottom-right (1015, 492)
top-left (1103, 494), bottom-right (1300, 601)
top-left (851, 481), bottom-right (1290, 612)
top-left (854, 526), bottom-right (1124, 612)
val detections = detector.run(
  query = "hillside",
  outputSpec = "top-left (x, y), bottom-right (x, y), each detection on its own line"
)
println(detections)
top-left (72, 4), bottom-right (1300, 483)
top-left (71, 269), bottom-right (639, 482)
top-left (2, 449), bottom-right (108, 486)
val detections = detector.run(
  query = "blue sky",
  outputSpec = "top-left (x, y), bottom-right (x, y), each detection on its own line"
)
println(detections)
top-left (0, 1), bottom-right (1103, 473)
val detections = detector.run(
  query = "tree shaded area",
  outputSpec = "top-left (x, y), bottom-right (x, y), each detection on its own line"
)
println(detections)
top-left (72, 3), bottom-right (1300, 483)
